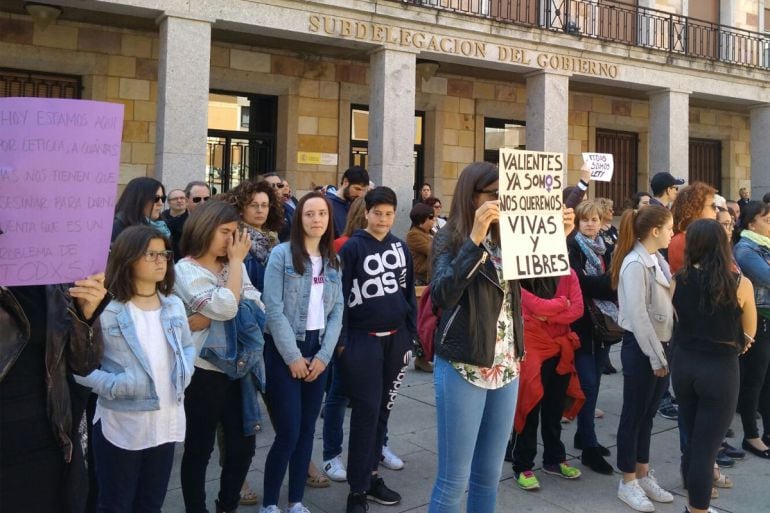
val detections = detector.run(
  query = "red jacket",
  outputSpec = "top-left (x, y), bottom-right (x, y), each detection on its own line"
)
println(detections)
top-left (515, 270), bottom-right (586, 433)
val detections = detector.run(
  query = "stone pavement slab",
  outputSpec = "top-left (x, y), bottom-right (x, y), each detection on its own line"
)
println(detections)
top-left (163, 347), bottom-right (770, 512)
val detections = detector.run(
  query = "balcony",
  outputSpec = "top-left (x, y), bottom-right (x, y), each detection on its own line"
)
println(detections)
top-left (393, 0), bottom-right (770, 69)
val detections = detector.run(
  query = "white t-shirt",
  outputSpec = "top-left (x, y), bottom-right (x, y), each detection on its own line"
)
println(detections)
top-left (306, 255), bottom-right (325, 331)
top-left (95, 301), bottom-right (186, 450)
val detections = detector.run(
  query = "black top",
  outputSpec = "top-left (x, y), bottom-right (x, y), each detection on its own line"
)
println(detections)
top-left (672, 269), bottom-right (743, 354)
top-left (161, 209), bottom-right (188, 262)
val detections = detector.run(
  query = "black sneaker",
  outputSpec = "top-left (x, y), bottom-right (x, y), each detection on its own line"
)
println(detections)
top-left (721, 441), bottom-right (745, 460)
top-left (366, 476), bottom-right (401, 505)
top-left (346, 492), bottom-right (368, 513)
top-left (658, 403), bottom-right (679, 420)
top-left (715, 449), bottom-right (735, 468)
top-left (573, 434), bottom-right (611, 457)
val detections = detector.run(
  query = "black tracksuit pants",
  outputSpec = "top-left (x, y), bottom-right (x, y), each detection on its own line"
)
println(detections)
top-left (339, 327), bottom-right (411, 493)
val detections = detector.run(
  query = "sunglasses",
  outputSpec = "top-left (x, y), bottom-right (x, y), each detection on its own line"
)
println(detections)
top-left (191, 196), bottom-right (211, 203)
top-left (270, 183), bottom-right (285, 189)
top-left (154, 195), bottom-right (167, 203)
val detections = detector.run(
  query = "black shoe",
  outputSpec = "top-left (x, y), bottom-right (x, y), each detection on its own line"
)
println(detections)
top-left (581, 447), bottom-right (614, 475)
top-left (725, 427), bottom-right (735, 438)
top-left (366, 476), bottom-right (401, 505)
top-left (658, 403), bottom-right (678, 420)
top-left (574, 435), bottom-right (611, 457)
top-left (721, 441), bottom-right (745, 460)
top-left (762, 433), bottom-right (770, 447)
top-left (742, 439), bottom-right (770, 459)
top-left (715, 449), bottom-right (735, 468)
top-left (346, 492), bottom-right (368, 513)
top-left (602, 362), bottom-right (618, 375)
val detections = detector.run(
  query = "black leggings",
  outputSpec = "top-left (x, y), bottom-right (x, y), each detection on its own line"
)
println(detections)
top-left (738, 316), bottom-right (770, 439)
top-left (673, 345), bottom-right (739, 510)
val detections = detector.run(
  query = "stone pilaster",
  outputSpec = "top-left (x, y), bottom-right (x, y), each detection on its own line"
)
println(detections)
top-left (368, 47), bottom-right (416, 237)
top-left (154, 14), bottom-right (211, 190)
top-left (648, 89), bottom-right (690, 181)
top-left (525, 71), bottom-right (569, 156)
top-left (751, 104), bottom-right (770, 198)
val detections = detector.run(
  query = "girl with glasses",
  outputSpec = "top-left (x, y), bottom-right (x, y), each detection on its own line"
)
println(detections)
top-left (75, 225), bottom-right (196, 513)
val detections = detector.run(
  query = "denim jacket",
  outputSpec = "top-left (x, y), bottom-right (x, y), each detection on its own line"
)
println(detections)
top-left (262, 242), bottom-right (344, 366)
top-left (74, 295), bottom-right (196, 411)
top-left (735, 237), bottom-right (770, 309)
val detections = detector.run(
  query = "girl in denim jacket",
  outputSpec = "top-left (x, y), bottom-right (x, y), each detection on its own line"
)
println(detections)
top-left (260, 192), bottom-right (344, 513)
top-left (75, 225), bottom-right (196, 513)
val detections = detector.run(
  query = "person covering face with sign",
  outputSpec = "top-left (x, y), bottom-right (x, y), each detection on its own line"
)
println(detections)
top-left (428, 162), bottom-right (524, 513)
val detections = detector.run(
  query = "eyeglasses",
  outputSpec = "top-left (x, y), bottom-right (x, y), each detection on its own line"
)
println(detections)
top-left (191, 196), bottom-right (210, 203)
top-left (143, 250), bottom-right (173, 262)
top-left (475, 188), bottom-right (499, 199)
top-left (154, 195), bottom-right (167, 203)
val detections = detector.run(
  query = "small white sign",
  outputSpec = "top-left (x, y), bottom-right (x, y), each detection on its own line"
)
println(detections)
top-left (582, 152), bottom-right (614, 182)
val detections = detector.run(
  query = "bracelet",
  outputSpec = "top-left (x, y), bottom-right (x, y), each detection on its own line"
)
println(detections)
top-left (744, 332), bottom-right (755, 344)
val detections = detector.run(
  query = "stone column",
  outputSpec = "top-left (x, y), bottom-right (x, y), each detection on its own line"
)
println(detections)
top-left (155, 14), bottom-right (211, 190)
top-left (368, 48), bottom-right (416, 237)
top-left (648, 89), bottom-right (690, 181)
top-left (525, 71), bottom-right (569, 156)
top-left (751, 104), bottom-right (770, 198)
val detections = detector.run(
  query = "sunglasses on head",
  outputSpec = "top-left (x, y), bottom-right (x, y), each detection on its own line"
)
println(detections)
top-left (191, 196), bottom-right (210, 203)
top-left (154, 195), bottom-right (167, 203)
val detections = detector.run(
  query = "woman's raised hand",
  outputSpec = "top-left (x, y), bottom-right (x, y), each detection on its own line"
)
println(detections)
top-left (470, 200), bottom-right (499, 246)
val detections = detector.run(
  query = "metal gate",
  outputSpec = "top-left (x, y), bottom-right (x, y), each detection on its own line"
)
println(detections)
top-left (689, 138), bottom-right (721, 190)
top-left (594, 128), bottom-right (638, 209)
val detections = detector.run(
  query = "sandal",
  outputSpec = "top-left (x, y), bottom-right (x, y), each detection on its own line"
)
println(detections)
top-left (240, 481), bottom-right (259, 505)
top-left (711, 487), bottom-right (719, 499)
top-left (306, 472), bottom-right (331, 488)
top-left (713, 468), bottom-right (733, 489)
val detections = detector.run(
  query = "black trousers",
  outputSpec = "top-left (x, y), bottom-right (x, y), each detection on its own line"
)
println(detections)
top-left (181, 368), bottom-right (256, 513)
top-left (512, 357), bottom-right (570, 472)
top-left (616, 333), bottom-right (669, 474)
top-left (339, 328), bottom-right (411, 493)
top-left (738, 316), bottom-right (770, 439)
top-left (673, 345), bottom-right (739, 511)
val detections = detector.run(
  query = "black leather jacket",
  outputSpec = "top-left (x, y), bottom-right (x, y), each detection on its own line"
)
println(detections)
top-left (430, 230), bottom-right (525, 367)
top-left (0, 285), bottom-right (106, 462)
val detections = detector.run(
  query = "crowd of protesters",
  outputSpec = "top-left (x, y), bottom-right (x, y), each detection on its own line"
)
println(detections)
top-left (2, 162), bottom-right (768, 513)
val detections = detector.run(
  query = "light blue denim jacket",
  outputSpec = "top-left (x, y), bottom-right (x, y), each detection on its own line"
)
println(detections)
top-left (735, 236), bottom-right (770, 309)
top-left (262, 242), bottom-right (344, 366)
top-left (74, 295), bottom-right (196, 411)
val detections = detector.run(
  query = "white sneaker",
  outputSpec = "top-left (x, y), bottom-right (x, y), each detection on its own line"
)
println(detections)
top-left (286, 503), bottom-right (311, 513)
top-left (618, 479), bottom-right (655, 512)
top-left (638, 471), bottom-right (674, 503)
top-left (259, 506), bottom-right (282, 513)
top-left (322, 455), bottom-right (347, 482)
top-left (380, 445), bottom-right (404, 470)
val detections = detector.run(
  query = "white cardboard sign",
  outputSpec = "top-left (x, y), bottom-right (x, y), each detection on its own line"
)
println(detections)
top-left (582, 152), bottom-right (614, 182)
top-left (499, 148), bottom-right (570, 280)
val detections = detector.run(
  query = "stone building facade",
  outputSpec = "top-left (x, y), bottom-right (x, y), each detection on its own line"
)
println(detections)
top-left (1, 0), bottom-right (769, 232)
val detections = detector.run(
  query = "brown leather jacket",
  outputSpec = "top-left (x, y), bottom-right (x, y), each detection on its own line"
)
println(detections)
top-left (0, 285), bottom-right (106, 463)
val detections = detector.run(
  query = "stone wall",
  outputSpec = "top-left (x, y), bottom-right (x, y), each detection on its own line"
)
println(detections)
top-left (735, 0), bottom-right (761, 30)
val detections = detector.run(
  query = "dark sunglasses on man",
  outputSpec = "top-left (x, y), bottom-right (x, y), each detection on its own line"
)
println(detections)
top-left (191, 196), bottom-right (211, 203)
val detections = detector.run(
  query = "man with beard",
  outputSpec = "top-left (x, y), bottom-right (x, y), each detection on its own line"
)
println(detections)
top-left (328, 166), bottom-right (370, 237)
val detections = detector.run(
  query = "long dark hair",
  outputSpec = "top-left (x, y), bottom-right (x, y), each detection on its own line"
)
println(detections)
top-left (734, 200), bottom-right (770, 245)
top-left (445, 162), bottom-right (499, 251)
top-left (609, 205), bottom-right (672, 289)
top-left (179, 200), bottom-right (240, 260)
top-left (114, 177), bottom-right (164, 227)
top-left (289, 192), bottom-right (338, 275)
top-left (678, 219), bottom-right (738, 313)
top-left (107, 225), bottom-right (174, 302)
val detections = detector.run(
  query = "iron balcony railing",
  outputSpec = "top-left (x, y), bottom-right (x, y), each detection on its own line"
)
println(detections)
top-left (395, 0), bottom-right (770, 69)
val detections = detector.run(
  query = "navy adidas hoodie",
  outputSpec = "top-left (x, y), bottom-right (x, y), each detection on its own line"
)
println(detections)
top-left (339, 229), bottom-right (418, 343)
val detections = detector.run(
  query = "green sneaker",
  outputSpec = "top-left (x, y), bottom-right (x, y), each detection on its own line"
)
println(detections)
top-left (543, 462), bottom-right (581, 479)
top-left (514, 470), bottom-right (540, 490)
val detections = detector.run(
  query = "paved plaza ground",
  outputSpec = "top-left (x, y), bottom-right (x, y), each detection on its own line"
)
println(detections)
top-left (162, 347), bottom-right (770, 513)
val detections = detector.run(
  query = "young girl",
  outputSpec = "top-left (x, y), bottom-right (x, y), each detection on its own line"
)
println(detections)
top-left (174, 200), bottom-right (263, 513)
top-left (260, 192), bottom-right (344, 513)
top-left (610, 205), bottom-right (675, 512)
top-left (75, 226), bottom-right (196, 512)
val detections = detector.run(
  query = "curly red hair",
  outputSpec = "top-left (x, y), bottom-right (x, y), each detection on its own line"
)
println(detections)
top-left (671, 182), bottom-right (717, 234)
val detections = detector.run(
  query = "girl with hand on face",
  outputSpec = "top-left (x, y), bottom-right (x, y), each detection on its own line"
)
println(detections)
top-left (610, 205), bottom-right (676, 513)
top-left (174, 200), bottom-right (264, 513)
top-left (75, 226), bottom-right (196, 513)
top-left (259, 193), bottom-right (344, 513)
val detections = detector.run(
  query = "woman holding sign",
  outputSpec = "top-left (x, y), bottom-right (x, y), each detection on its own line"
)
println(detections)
top-left (428, 162), bottom-right (524, 513)
top-left (609, 205), bottom-right (676, 513)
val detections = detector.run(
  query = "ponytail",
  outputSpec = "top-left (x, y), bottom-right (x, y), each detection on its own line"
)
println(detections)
top-left (609, 205), bottom-right (672, 289)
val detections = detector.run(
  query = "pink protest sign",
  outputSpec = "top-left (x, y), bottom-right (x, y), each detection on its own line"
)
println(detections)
top-left (0, 98), bottom-right (124, 286)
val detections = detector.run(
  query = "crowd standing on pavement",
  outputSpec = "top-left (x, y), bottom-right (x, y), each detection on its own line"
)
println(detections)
top-left (3, 159), bottom-right (770, 513)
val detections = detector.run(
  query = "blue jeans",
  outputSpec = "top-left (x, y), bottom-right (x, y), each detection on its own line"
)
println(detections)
top-left (429, 356), bottom-right (519, 513)
top-left (574, 345), bottom-right (609, 448)
top-left (322, 355), bottom-right (349, 461)
top-left (263, 331), bottom-right (327, 506)
top-left (92, 421), bottom-right (175, 513)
